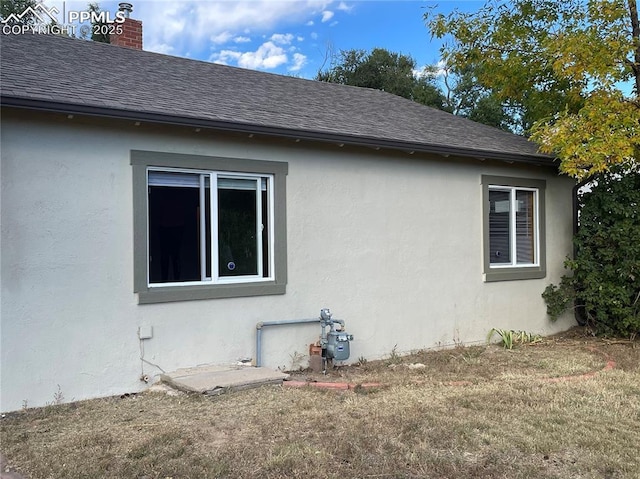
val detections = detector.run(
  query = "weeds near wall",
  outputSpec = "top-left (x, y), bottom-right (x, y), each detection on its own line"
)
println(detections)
top-left (385, 344), bottom-right (401, 365)
top-left (52, 385), bottom-right (64, 405)
top-left (487, 329), bottom-right (542, 350)
top-left (288, 351), bottom-right (307, 371)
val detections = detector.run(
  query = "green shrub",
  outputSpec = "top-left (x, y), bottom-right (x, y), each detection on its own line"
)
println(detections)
top-left (543, 164), bottom-right (640, 337)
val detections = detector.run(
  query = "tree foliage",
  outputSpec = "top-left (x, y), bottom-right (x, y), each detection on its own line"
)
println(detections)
top-left (86, 3), bottom-right (110, 43)
top-left (316, 46), bottom-right (525, 129)
top-left (1, 0), bottom-right (39, 25)
top-left (426, 0), bottom-right (640, 179)
top-left (542, 165), bottom-right (640, 337)
top-left (316, 48), bottom-right (447, 109)
top-left (441, 64), bottom-right (516, 131)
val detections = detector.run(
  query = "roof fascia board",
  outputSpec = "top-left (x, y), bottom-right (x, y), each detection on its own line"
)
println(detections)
top-left (1, 96), bottom-right (558, 167)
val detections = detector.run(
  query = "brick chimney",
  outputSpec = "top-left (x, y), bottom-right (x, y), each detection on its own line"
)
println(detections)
top-left (110, 3), bottom-right (142, 50)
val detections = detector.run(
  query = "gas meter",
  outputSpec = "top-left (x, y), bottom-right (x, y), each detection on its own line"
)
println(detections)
top-left (319, 308), bottom-right (354, 362)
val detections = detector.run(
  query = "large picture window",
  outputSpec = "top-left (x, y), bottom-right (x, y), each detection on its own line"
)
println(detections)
top-left (132, 151), bottom-right (287, 303)
top-left (482, 176), bottom-right (546, 282)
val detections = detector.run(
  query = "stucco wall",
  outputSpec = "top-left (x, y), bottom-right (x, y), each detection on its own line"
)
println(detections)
top-left (1, 110), bottom-right (576, 411)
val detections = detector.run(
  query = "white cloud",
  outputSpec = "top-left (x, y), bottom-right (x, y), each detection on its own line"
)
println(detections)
top-left (337, 2), bottom-right (353, 12)
top-left (321, 10), bottom-right (334, 22)
top-left (211, 31), bottom-right (233, 44)
top-left (213, 41), bottom-right (288, 70)
top-left (240, 42), bottom-right (288, 69)
top-left (124, 1), bottom-right (336, 74)
top-left (289, 53), bottom-right (307, 72)
top-left (145, 42), bottom-right (175, 55)
top-left (137, 1), bottom-right (330, 57)
top-left (213, 50), bottom-right (240, 66)
top-left (270, 33), bottom-right (294, 45)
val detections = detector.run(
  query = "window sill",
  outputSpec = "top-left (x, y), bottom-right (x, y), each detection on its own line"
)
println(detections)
top-left (137, 281), bottom-right (286, 304)
top-left (484, 267), bottom-right (546, 282)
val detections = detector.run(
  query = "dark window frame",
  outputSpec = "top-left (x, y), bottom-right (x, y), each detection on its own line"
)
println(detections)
top-left (132, 150), bottom-right (288, 303)
top-left (481, 175), bottom-right (546, 282)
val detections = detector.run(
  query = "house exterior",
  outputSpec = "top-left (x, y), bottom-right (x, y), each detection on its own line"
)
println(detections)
top-left (1, 31), bottom-right (575, 412)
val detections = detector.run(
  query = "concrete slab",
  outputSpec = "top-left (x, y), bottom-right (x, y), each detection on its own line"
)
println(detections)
top-left (160, 365), bottom-right (289, 396)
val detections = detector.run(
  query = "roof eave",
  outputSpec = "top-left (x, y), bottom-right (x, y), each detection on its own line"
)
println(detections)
top-left (1, 96), bottom-right (558, 167)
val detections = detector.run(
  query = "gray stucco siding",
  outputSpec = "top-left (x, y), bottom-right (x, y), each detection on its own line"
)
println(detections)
top-left (0, 109), bottom-right (576, 412)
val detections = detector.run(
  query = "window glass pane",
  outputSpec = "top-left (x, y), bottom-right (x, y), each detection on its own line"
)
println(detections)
top-left (261, 186), bottom-right (270, 278)
top-left (204, 177), bottom-right (211, 279)
top-left (148, 171), bottom-right (201, 283)
top-left (489, 189), bottom-right (511, 264)
top-left (516, 190), bottom-right (535, 264)
top-left (218, 178), bottom-right (258, 277)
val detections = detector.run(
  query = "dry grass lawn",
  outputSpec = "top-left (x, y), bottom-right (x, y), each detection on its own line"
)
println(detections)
top-left (1, 328), bottom-right (639, 479)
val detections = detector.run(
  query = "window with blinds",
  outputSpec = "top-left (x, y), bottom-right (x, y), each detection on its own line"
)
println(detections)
top-left (488, 187), bottom-right (537, 266)
top-left (488, 186), bottom-right (538, 267)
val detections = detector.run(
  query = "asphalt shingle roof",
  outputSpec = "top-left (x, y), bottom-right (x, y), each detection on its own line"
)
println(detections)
top-left (1, 33), bottom-right (554, 165)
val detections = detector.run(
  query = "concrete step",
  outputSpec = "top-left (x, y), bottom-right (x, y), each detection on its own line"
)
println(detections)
top-left (160, 365), bottom-right (289, 396)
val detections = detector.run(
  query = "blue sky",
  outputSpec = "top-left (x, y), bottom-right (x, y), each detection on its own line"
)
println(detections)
top-left (45, 0), bottom-right (485, 78)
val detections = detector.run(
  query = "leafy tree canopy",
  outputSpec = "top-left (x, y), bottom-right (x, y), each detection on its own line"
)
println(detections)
top-left (316, 47), bottom-right (447, 109)
top-left (1, 0), bottom-right (38, 25)
top-left (426, 0), bottom-right (640, 179)
top-left (441, 64), bottom-right (517, 131)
